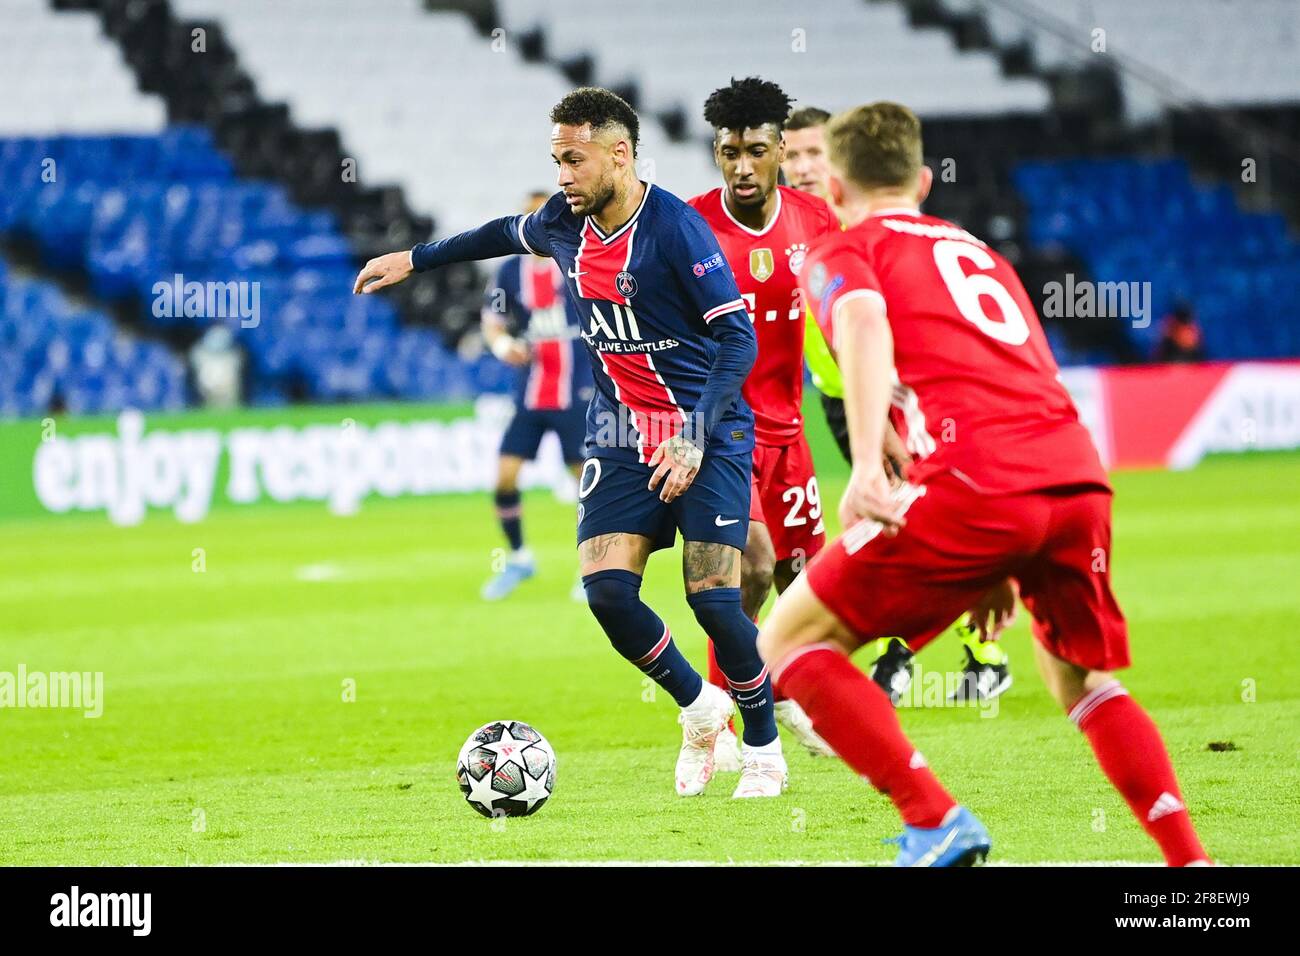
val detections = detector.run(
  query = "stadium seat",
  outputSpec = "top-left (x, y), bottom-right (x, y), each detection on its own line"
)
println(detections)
top-left (1015, 156), bottom-right (1300, 359)
top-left (0, 126), bottom-right (484, 413)
top-left (0, 253), bottom-right (188, 417)
top-left (169, 0), bottom-right (720, 231)
top-left (947, 0), bottom-right (1300, 120)
top-left (0, 0), bottom-right (166, 134)
top-left (497, 0), bottom-right (1051, 139)
top-left (0, 0), bottom-right (497, 417)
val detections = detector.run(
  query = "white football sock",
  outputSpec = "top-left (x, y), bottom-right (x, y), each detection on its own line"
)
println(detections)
top-left (742, 737), bottom-right (784, 759)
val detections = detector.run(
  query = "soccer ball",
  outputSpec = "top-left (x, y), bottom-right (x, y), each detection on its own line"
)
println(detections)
top-left (456, 720), bottom-right (556, 818)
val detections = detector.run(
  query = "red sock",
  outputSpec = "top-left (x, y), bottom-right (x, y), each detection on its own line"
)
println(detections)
top-left (1071, 681), bottom-right (1208, 866)
top-left (775, 644), bottom-right (956, 827)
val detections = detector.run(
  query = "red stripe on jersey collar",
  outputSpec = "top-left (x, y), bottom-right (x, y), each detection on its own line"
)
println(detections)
top-left (586, 181), bottom-right (653, 244)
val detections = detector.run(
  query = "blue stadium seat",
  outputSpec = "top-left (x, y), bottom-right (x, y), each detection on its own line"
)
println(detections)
top-left (0, 264), bottom-right (187, 418)
top-left (1015, 157), bottom-right (1300, 360)
top-left (0, 125), bottom-right (494, 415)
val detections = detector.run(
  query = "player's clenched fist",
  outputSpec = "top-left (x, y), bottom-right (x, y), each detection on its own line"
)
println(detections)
top-left (839, 464), bottom-right (906, 536)
top-left (647, 434), bottom-right (703, 503)
top-left (353, 251), bottom-right (415, 294)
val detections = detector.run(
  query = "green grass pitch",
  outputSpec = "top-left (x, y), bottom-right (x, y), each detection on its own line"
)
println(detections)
top-left (2, 452), bottom-right (1298, 865)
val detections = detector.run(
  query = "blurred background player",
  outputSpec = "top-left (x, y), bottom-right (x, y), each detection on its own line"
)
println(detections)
top-left (688, 78), bottom-right (838, 766)
top-left (1154, 300), bottom-right (1206, 363)
top-left (479, 190), bottom-right (594, 602)
top-left (782, 103), bottom-right (1012, 705)
top-left (188, 324), bottom-right (244, 409)
top-left (355, 88), bottom-right (787, 799)
top-left (760, 102), bottom-right (1208, 867)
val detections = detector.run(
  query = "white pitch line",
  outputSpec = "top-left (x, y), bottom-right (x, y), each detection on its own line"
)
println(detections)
top-left (223, 859), bottom-right (1163, 868)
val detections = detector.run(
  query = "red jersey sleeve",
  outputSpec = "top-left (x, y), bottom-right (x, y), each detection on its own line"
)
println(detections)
top-left (800, 237), bottom-right (886, 356)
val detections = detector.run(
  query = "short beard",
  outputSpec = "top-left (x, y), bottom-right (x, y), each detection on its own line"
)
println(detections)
top-left (582, 169), bottom-right (618, 219)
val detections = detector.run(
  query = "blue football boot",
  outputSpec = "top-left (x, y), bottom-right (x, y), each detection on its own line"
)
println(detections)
top-left (480, 553), bottom-right (536, 601)
top-left (890, 805), bottom-right (991, 867)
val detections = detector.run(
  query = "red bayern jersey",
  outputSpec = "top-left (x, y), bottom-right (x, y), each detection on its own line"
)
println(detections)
top-left (689, 185), bottom-right (839, 445)
top-left (800, 207), bottom-right (1109, 495)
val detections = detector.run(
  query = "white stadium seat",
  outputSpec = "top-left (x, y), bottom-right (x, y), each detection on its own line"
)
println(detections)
top-left (497, 0), bottom-right (1052, 138)
top-left (0, 0), bottom-right (166, 134)
top-left (171, 0), bottom-right (718, 231)
top-left (943, 0), bottom-right (1300, 119)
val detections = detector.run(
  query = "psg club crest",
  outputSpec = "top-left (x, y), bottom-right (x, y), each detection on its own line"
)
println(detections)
top-left (615, 270), bottom-right (638, 297)
top-left (749, 248), bottom-right (775, 283)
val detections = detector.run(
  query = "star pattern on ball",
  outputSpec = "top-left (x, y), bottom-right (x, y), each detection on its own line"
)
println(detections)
top-left (480, 723), bottom-right (533, 772)
top-left (463, 763), bottom-right (504, 813)
top-left (519, 768), bottom-right (552, 811)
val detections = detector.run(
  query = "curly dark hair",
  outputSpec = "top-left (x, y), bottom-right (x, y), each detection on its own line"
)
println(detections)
top-left (703, 76), bottom-right (793, 133)
top-left (549, 87), bottom-right (639, 156)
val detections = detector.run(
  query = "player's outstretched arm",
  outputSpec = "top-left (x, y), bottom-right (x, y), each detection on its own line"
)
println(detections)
top-left (353, 214), bottom-right (541, 294)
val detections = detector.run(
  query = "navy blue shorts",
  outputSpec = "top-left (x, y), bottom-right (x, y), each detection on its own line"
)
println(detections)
top-left (576, 453), bottom-right (751, 552)
top-left (500, 405), bottom-right (587, 464)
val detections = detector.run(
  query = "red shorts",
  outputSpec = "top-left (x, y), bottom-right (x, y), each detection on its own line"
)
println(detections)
top-left (805, 472), bottom-right (1129, 672)
top-left (749, 436), bottom-right (826, 563)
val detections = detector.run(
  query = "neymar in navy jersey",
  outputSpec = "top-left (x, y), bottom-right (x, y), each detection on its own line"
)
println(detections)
top-left (354, 87), bottom-right (787, 799)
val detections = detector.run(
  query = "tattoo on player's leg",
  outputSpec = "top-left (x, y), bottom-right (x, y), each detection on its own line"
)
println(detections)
top-left (684, 542), bottom-right (739, 591)
top-left (579, 533), bottom-right (622, 564)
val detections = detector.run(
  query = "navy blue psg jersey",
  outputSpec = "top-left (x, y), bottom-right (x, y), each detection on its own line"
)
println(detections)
top-left (509, 184), bottom-right (755, 464)
top-left (483, 255), bottom-right (593, 412)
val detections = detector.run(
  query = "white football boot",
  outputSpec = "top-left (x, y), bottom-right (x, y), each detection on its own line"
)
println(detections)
top-left (733, 742), bottom-right (789, 798)
top-left (712, 724), bottom-right (743, 772)
top-left (774, 699), bottom-right (836, 757)
top-left (675, 683), bottom-right (735, 796)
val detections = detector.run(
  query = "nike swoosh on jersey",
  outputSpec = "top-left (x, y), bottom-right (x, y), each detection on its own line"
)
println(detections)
top-left (715, 516), bottom-right (740, 527)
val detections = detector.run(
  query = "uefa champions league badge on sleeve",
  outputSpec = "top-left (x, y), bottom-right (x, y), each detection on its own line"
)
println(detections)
top-left (808, 262), bottom-right (827, 297)
top-left (691, 252), bottom-right (725, 278)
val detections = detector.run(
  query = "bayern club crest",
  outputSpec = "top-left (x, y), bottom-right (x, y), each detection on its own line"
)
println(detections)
top-left (615, 270), bottom-right (638, 297)
top-left (786, 243), bottom-right (809, 275)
